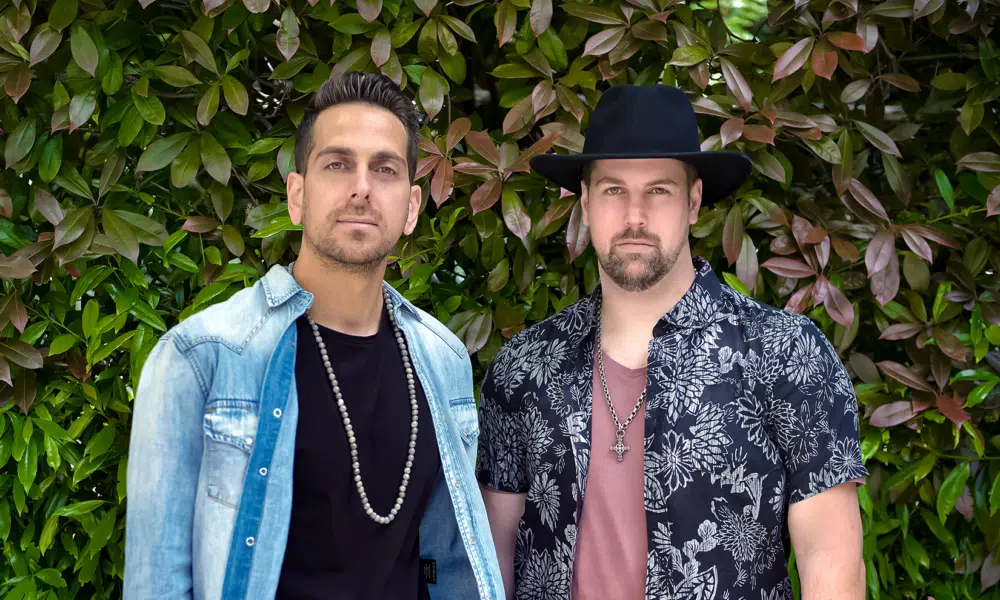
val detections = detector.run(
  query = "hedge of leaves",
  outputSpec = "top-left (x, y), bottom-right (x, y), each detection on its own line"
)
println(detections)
top-left (0, 0), bottom-right (999, 597)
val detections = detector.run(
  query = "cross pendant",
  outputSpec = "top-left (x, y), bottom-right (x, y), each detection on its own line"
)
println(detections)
top-left (610, 431), bottom-right (631, 462)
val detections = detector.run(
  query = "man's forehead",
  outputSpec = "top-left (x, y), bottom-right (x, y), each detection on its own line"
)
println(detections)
top-left (311, 103), bottom-right (408, 150)
top-left (589, 158), bottom-right (688, 181)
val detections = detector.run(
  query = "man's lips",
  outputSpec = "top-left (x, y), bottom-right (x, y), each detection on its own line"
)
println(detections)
top-left (615, 239), bottom-right (654, 248)
top-left (338, 219), bottom-right (377, 226)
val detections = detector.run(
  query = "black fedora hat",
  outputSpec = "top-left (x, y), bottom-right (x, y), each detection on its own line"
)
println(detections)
top-left (530, 84), bottom-right (752, 204)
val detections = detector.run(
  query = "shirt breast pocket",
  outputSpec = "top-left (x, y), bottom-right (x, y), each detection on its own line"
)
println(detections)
top-left (203, 399), bottom-right (259, 509)
top-left (449, 397), bottom-right (479, 446)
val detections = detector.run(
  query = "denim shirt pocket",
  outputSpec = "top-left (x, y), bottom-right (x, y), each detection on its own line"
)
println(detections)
top-left (449, 397), bottom-right (479, 446)
top-left (203, 399), bottom-right (260, 509)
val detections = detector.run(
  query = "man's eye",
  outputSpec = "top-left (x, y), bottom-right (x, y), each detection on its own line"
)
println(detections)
top-left (649, 187), bottom-right (669, 195)
top-left (605, 187), bottom-right (623, 195)
top-left (326, 162), bottom-right (345, 170)
top-left (376, 166), bottom-right (396, 175)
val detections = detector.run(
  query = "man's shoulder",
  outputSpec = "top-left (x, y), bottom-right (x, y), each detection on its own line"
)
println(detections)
top-left (720, 285), bottom-right (835, 357)
top-left (397, 298), bottom-right (470, 361)
top-left (162, 278), bottom-right (272, 353)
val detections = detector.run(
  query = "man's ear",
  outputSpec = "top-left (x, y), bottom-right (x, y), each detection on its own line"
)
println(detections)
top-left (687, 178), bottom-right (704, 225)
top-left (287, 172), bottom-right (305, 225)
top-left (580, 184), bottom-right (590, 228)
top-left (403, 184), bottom-right (421, 235)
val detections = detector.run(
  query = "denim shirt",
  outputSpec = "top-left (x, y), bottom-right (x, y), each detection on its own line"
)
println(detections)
top-left (124, 264), bottom-right (505, 600)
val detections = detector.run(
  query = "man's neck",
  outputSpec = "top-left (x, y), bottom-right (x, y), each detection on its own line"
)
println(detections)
top-left (293, 247), bottom-right (386, 337)
top-left (598, 248), bottom-right (697, 369)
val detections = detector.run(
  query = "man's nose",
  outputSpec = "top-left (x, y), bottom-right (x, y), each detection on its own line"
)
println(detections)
top-left (349, 169), bottom-right (372, 202)
top-left (623, 194), bottom-right (647, 228)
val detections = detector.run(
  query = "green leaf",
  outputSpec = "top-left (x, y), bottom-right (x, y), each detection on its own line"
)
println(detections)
top-left (200, 132), bottom-right (232, 184)
top-left (54, 166), bottom-right (94, 201)
top-left (136, 133), bottom-right (191, 172)
top-left (226, 49), bottom-right (250, 73)
top-left (84, 425), bottom-right (116, 459)
top-left (0, 499), bottom-right (10, 540)
top-left (131, 89), bottom-right (166, 125)
top-left (5, 118), bottom-right (36, 168)
top-left (171, 136), bottom-right (201, 188)
top-left (85, 510), bottom-right (116, 557)
top-left (178, 30), bottom-right (219, 74)
top-left (222, 75), bottom-right (249, 115)
top-left (936, 462), bottom-right (970, 523)
top-left (990, 471), bottom-right (1000, 516)
top-left (38, 135), bottom-right (63, 183)
top-left (418, 69), bottom-right (448, 120)
top-left (247, 159), bottom-right (274, 182)
top-left (934, 169), bottom-right (954, 211)
top-left (102, 209), bottom-right (140, 264)
top-left (129, 298), bottom-right (167, 332)
top-left (197, 84), bottom-right (220, 126)
top-left (34, 569), bottom-right (66, 588)
top-left (48, 0), bottom-right (78, 31)
top-left (39, 515), bottom-right (60, 552)
top-left (55, 500), bottom-right (105, 518)
top-left (153, 65), bottom-right (202, 87)
top-left (441, 15), bottom-right (477, 43)
top-left (967, 380), bottom-right (997, 408)
top-left (70, 23), bottom-right (98, 76)
top-left (48, 334), bottom-right (77, 356)
top-left (17, 438), bottom-right (37, 491)
top-left (250, 215), bottom-right (302, 238)
top-left (268, 56), bottom-right (312, 80)
top-left (669, 44), bottom-right (710, 67)
top-left (82, 299), bottom-right (99, 338)
top-left (103, 51), bottom-right (124, 95)
top-left (52, 206), bottom-right (93, 249)
top-left (90, 329), bottom-right (136, 365)
top-left (28, 24), bottom-right (62, 66)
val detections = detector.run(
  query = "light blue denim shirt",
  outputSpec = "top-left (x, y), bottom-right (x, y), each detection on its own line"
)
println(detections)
top-left (123, 263), bottom-right (504, 600)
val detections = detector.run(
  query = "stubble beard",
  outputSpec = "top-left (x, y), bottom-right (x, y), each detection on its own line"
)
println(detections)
top-left (597, 228), bottom-right (684, 293)
top-left (302, 198), bottom-right (394, 277)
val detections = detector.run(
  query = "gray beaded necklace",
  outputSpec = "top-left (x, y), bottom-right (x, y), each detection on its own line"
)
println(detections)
top-left (305, 289), bottom-right (418, 526)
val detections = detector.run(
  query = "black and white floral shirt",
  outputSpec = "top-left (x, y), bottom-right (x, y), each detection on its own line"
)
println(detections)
top-left (477, 256), bottom-right (868, 600)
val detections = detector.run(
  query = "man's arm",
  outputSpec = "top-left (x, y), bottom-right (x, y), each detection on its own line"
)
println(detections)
top-left (123, 335), bottom-right (205, 599)
top-left (481, 486), bottom-right (527, 600)
top-left (788, 482), bottom-right (865, 599)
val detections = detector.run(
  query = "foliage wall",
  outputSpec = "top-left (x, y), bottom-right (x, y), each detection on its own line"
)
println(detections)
top-left (0, 0), bottom-right (999, 596)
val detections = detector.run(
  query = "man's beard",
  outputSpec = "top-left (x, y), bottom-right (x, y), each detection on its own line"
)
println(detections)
top-left (597, 228), bottom-right (682, 292)
top-left (303, 202), bottom-right (394, 276)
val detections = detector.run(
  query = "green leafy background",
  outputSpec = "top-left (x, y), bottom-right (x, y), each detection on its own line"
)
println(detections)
top-left (0, 0), bottom-right (999, 597)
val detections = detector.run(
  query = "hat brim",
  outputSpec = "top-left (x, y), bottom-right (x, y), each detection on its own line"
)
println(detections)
top-left (529, 151), bottom-right (752, 204)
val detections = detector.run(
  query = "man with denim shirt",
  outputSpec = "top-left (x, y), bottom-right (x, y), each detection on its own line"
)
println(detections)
top-left (124, 72), bottom-right (504, 600)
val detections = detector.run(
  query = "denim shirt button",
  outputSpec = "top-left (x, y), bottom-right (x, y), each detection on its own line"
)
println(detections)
top-left (245, 437), bottom-right (254, 446)
top-left (259, 467), bottom-right (268, 477)
top-left (273, 408), bottom-right (282, 418)
top-left (246, 537), bottom-right (255, 547)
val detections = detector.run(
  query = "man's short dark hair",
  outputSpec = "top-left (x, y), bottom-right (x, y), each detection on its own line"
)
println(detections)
top-left (294, 72), bottom-right (420, 181)
top-left (582, 160), bottom-right (699, 190)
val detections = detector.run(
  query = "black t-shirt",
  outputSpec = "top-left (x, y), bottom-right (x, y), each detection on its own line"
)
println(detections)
top-left (276, 307), bottom-right (440, 600)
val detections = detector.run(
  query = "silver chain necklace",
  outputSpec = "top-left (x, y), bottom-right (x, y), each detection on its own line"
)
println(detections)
top-left (596, 322), bottom-right (646, 462)
top-left (306, 289), bottom-right (418, 526)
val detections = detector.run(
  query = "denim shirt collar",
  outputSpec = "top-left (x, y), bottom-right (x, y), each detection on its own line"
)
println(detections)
top-left (261, 262), bottom-right (421, 322)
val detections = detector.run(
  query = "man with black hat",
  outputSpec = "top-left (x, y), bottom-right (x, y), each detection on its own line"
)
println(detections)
top-left (476, 84), bottom-right (868, 600)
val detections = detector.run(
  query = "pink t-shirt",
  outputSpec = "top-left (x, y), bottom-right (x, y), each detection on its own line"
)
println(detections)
top-left (570, 350), bottom-right (648, 600)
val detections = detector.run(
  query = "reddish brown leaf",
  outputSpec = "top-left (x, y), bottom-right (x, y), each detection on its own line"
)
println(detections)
top-left (415, 156), bottom-right (442, 180)
top-left (907, 225), bottom-right (961, 248)
top-left (811, 275), bottom-right (829, 304)
top-left (880, 323), bottom-right (924, 340)
top-left (831, 236), bottom-right (860, 262)
top-left (841, 79), bottom-right (872, 104)
top-left (720, 118), bottom-right (744, 147)
top-left (357, 0), bottom-right (382, 22)
top-left (470, 177), bottom-right (502, 213)
top-left (529, 0), bottom-right (553, 37)
top-left (856, 121), bottom-right (902, 158)
top-left (501, 187), bottom-right (531, 243)
top-left (720, 58), bottom-right (753, 112)
top-left (0, 189), bottom-right (10, 219)
top-left (33, 188), bottom-right (64, 226)
top-left (865, 229), bottom-right (896, 275)
top-left (0, 357), bottom-right (9, 386)
top-left (690, 62), bottom-right (710, 90)
top-left (982, 552), bottom-right (1000, 592)
top-left (772, 37), bottom-right (815, 82)
top-left (532, 80), bottom-right (556, 117)
top-left (12, 370), bottom-right (36, 414)
top-left (930, 347), bottom-right (951, 391)
top-left (811, 42), bottom-right (838, 79)
top-left (785, 282), bottom-right (815, 314)
top-left (431, 160), bottom-right (454, 208)
top-left (743, 125), bottom-right (776, 145)
top-left (445, 119), bottom-right (471, 154)
top-left (5, 64), bottom-right (32, 104)
top-left (631, 20), bottom-right (668, 42)
top-left (871, 251), bottom-right (900, 306)
top-left (761, 257), bottom-right (816, 278)
top-left (566, 199), bottom-right (590, 263)
top-left (770, 233), bottom-right (797, 256)
top-left (987, 185), bottom-right (1000, 217)
top-left (900, 227), bottom-right (933, 263)
top-left (827, 31), bottom-right (866, 51)
top-left (936, 393), bottom-right (969, 427)
top-left (813, 237), bottom-right (831, 270)
top-left (503, 95), bottom-right (534, 135)
top-left (881, 73), bottom-right (921, 92)
top-left (583, 26), bottom-right (627, 57)
top-left (495, 0), bottom-right (517, 47)
top-left (465, 131), bottom-right (500, 167)
top-left (510, 131), bottom-right (562, 173)
top-left (557, 85), bottom-right (586, 123)
top-left (791, 215), bottom-right (826, 248)
top-left (848, 178), bottom-right (890, 221)
top-left (869, 400), bottom-right (919, 427)
top-left (0, 255), bottom-right (36, 279)
top-left (933, 326), bottom-right (966, 362)
top-left (453, 161), bottom-right (495, 175)
top-left (370, 28), bottom-right (391, 67)
top-left (822, 278), bottom-right (855, 327)
top-left (723, 204), bottom-right (744, 265)
top-left (736, 234), bottom-right (758, 292)
top-left (181, 216), bottom-right (219, 233)
top-left (876, 361), bottom-right (935, 393)
top-left (956, 152), bottom-right (1000, 173)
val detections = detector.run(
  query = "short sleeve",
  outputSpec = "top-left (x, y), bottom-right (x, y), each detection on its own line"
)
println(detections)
top-left (476, 351), bottom-right (530, 494)
top-left (773, 318), bottom-right (869, 504)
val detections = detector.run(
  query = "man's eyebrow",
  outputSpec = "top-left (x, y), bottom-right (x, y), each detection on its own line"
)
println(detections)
top-left (595, 176), bottom-right (625, 186)
top-left (645, 178), bottom-right (681, 187)
top-left (595, 176), bottom-right (681, 186)
top-left (371, 150), bottom-right (406, 163)
top-left (312, 146), bottom-right (404, 164)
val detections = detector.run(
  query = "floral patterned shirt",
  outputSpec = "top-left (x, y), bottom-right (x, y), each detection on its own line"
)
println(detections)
top-left (477, 256), bottom-right (868, 600)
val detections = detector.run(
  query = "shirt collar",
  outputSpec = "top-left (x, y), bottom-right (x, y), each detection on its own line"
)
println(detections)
top-left (580, 255), bottom-right (724, 337)
top-left (261, 262), bottom-right (419, 319)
